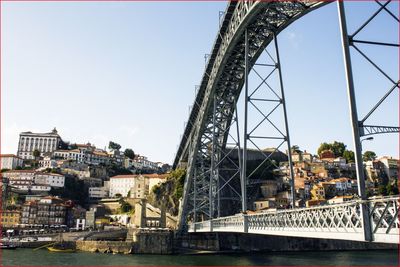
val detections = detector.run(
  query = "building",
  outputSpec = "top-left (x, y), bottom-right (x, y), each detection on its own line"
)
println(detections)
top-left (1, 178), bottom-right (10, 209)
top-left (2, 170), bottom-right (65, 192)
top-left (311, 184), bottom-right (325, 200)
top-left (133, 155), bottom-right (158, 170)
top-left (0, 154), bottom-right (24, 170)
top-left (259, 180), bottom-right (277, 198)
top-left (21, 197), bottom-right (67, 226)
top-left (327, 195), bottom-right (354, 205)
top-left (109, 174), bottom-right (167, 198)
top-left (89, 187), bottom-right (109, 199)
top-left (330, 177), bottom-right (352, 194)
top-left (39, 156), bottom-right (58, 169)
top-left (253, 199), bottom-right (276, 211)
top-left (1, 210), bottom-right (21, 228)
top-left (54, 149), bottom-right (85, 164)
top-left (17, 128), bottom-right (63, 160)
top-left (35, 172), bottom-right (65, 188)
top-left (145, 174), bottom-right (168, 193)
top-left (379, 156), bottom-right (399, 180)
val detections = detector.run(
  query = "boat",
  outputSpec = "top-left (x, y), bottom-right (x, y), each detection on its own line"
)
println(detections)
top-left (0, 243), bottom-right (17, 250)
top-left (47, 246), bottom-right (75, 253)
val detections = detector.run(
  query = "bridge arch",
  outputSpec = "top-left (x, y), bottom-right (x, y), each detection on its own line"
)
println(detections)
top-left (174, 0), bottom-right (399, 244)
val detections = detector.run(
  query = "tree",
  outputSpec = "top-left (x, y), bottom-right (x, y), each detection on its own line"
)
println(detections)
top-left (363, 151), bottom-right (377, 162)
top-left (291, 145), bottom-right (301, 154)
top-left (317, 143), bottom-right (333, 156)
top-left (378, 185), bottom-right (388, 196)
top-left (317, 141), bottom-right (347, 158)
top-left (343, 150), bottom-right (355, 163)
top-left (331, 141), bottom-right (346, 158)
top-left (124, 149), bottom-right (135, 160)
top-left (387, 180), bottom-right (399, 195)
top-left (32, 149), bottom-right (41, 168)
top-left (33, 149), bottom-right (40, 158)
top-left (108, 141), bottom-right (121, 151)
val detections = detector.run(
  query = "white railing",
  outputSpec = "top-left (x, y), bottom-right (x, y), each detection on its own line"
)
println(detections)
top-left (188, 196), bottom-right (399, 244)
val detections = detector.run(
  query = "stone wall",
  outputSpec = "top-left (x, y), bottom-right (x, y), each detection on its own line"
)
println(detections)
top-left (133, 230), bottom-right (173, 254)
top-left (76, 230), bottom-right (174, 254)
top-left (181, 233), bottom-right (396, 252)
top-left (76, 241), bottom-right (134, 254)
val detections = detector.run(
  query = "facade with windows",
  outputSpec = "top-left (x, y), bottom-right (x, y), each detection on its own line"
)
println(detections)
top-left (21, 197), bottom-right (67, 226)
top-left (109, 174), bottom-right (167, 199)
top-left (17, 128), bottom-right (63, 160)
top-left (2, 170), bottom-right (65, 192)
top-left (0, 154), bottom-right (24, 170)
top-left (1, 210), bottom-right (21, 228)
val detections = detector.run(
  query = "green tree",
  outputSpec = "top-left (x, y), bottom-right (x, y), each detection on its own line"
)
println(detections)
top-left (378, 185), bottom-right (388, 196)
top-left (118, 199), bottom-right (132, 213)
top-left (343, 150), bottom-right (355, 163)
top-left (331, 141), bottom-right (346, 157)
top-left (363, 151), bottom-right (377, 162)
top-left (124, 149), bottom-right (135, 160)
top-left (317, 143), bottom-right (333, 156)
top-left (387, 180), bottom-right (399, 195)
top-left (33, 149), bottom-right (41, 168)
top-left (108, 141), bottom-right (121, 151)
top-left (33, 149), bottom-right (40, 158)
top-left (291, 145), bottom-right (301, 154)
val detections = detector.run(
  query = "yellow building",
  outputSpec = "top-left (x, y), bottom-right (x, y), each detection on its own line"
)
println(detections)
top-left (1, 210), bottom-right (21, 228)
top-left (310, 184), bottom-right (325, 200)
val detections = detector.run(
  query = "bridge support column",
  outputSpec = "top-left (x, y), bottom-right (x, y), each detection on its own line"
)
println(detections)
top-left (273, 33), bottom-right (296, 209)
top-left (241, 28), bottom-right (249, 213)
top-left (337, 1), bottom-right (372, 242)
top-left (243, 214), bottom-right (248, 233)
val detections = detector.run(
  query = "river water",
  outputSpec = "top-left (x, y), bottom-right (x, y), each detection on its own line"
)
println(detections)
top-left (2, 249), bottom-right (398, 266)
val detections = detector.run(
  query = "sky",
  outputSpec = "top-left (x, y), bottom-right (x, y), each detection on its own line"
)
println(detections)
top-left (1, 1), bottom-right (398, 164)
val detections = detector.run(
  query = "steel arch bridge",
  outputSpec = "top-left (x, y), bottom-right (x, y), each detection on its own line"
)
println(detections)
top-left (173, 0), bottom-right (399, 244)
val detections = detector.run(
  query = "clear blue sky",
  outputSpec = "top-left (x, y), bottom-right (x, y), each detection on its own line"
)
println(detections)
top-left (1, 1), bottom-right (398, 164)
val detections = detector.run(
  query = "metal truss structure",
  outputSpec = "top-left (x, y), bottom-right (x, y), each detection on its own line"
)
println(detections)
top-left (189, 196), bottom-right (400, 244)
top-left (174, 0), bottom-right (399, 243)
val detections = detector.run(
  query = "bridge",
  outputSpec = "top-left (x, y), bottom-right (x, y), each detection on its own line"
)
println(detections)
top-left (173, 0), bottom-right (399, 245)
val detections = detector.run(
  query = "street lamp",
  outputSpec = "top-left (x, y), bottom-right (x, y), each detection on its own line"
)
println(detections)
top-left (361, 137), bottom-right (374, 143)
top-left (360, 137), bottom-right (374, 150)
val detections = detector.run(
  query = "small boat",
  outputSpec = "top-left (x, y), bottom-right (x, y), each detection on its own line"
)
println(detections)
top-left (47, 246), bottom-right (75, 253)
top-left (0, 243), bottom-right (17, 250)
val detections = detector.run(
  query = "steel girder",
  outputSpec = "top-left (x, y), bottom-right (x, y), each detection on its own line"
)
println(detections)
top-left (176, 0), bottom-right (329, 230)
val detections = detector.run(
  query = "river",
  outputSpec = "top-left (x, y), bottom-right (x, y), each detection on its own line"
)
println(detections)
top-left (2, 249), bottom-right (398, 266)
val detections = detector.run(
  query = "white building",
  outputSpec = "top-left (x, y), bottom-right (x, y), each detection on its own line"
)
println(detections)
top-left (109, 174), bottom-right (167, 198)
top-left (124, 157), bottom-right (134, 169)
top-left (89, 187), bottom-right (109, 199)
top-left (17, 128), bottom-right (63, 160)
top-left (109, 175), bottom-right (137, 197)
top-left (146, 174), bottom-right (168, 192)
top-left (133, 155), bottom-right (158, 170)
top-left (39, 156), bottom-right (58, 169)
top-left (0, 154), bottom-right (24, 170)
top-left (53, 149), bottom-right (85, 163)
top-left (2, 170), bottom-right (65, 191)
top-left (379, 156), bottom-right (399, 180)
top-left (34, 172), bottom-right (65, 188)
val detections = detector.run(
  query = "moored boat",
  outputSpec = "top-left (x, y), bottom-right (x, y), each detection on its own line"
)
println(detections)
top-left (0, 243), bottom-right (17, 249)
top-left (47, 246), bottom-right (75, 253)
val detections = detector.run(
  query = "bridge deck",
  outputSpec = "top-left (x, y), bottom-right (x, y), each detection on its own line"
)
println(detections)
top-left (189, 196), bottom-right (400, 244)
